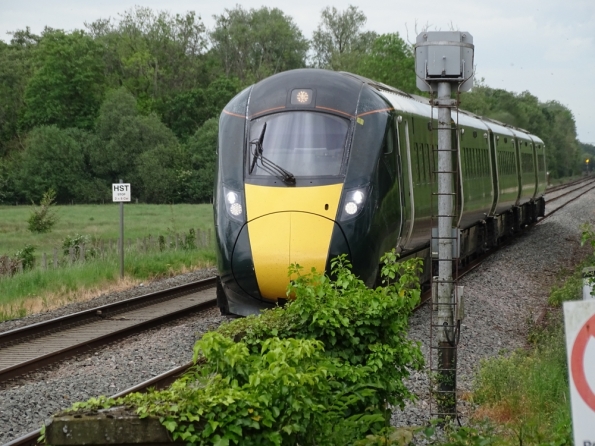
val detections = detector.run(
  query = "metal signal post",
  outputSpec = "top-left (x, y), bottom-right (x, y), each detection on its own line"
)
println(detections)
top-left (415, 31), bottom-right (474, 419)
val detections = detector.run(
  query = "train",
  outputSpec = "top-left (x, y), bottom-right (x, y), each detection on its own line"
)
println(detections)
top-left (213, 68), bottom-right (547, 316)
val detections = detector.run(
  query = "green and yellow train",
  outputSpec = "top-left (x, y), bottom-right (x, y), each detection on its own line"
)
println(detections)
top-left (214, 69), bottom-right (546, 316)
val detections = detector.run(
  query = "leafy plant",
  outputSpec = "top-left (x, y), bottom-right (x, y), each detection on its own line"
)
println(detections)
top-left (27, 188), bottom-right (58, 233)
top-left (62, 234), bottom-right (97, 260)
top-left (68, 251), bottom-right (424, 445)
top-left (183, 228), bottom-right (196, 250)
top-left (14, 244), bottom-right (36, 270)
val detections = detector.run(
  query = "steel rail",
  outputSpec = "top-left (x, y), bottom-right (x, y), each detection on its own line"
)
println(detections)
top-left (5, 178), bottom-right (595, 446)
top-left (4, 362), bottom-right (196, 446)
top-left (0, 277), bottom-right (217, 382)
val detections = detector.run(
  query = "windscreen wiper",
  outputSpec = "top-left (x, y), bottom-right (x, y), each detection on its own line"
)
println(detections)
top-left (249, 123), bottom-right (296, 185)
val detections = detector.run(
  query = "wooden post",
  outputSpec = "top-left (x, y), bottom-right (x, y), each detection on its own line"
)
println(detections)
top-left (53, 247), bottom-right (58, 268)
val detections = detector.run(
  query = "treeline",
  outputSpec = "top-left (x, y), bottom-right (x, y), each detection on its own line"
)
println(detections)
top-left (0, 5), bottom-right (587, 204)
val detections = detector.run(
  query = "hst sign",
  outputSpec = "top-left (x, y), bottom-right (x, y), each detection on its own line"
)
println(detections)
top-left (112, 183), bottom-right (131, 202)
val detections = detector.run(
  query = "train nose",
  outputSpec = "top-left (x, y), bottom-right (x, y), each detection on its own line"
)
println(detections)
top-left (246, 212), bottom-right (338, 299)
top-left (239, 183), bottom-right (344, 301)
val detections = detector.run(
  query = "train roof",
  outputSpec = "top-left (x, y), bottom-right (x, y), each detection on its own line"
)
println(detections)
top-left (229, 69), bottom-right (541, 143)
top-left (351, 73), bottom-right (541, 142)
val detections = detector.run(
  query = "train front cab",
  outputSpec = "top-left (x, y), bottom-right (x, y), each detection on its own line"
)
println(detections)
top-left (214, 71), bottom-right (403, 316)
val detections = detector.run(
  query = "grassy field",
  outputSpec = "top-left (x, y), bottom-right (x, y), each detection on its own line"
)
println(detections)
top-left (0, 203), bottom-right (214, 256)
top-left (0, 204), bottom-right (217, 321)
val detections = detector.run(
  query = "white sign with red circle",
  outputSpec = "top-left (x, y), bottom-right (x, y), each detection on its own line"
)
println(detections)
top-left (564, 300), bottom-right (595, 445)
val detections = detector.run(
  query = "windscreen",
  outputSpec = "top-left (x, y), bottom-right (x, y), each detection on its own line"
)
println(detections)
top-left (248, 112), bottom-right (349, 177)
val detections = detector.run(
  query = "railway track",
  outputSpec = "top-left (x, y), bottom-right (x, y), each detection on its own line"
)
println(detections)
top-left (543, 176), bottom-right (595, 219)
top-left (0, 277), bottom-right (217, 383)
top-left (4, 177), bottom-right (594, 446)
top-left (4, 361), bottom-right (194, 446)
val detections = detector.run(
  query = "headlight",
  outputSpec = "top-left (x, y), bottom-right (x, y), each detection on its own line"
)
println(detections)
top-left (340, 187), bottom-right (368, 220)
top-left (223, 187), bottom-right (244, 221)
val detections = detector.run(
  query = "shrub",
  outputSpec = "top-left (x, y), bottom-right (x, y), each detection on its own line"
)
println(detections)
top-left (14, 244), bottom-right (36, 270)
top-left (69, 251), bottom-right (424, 445)
top-left (27, 189), bottom-right (58, 233)
top-left (62, 234), bottom-right (97, 260)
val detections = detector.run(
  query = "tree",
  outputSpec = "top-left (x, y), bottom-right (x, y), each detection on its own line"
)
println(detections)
top-left (156, 76), bottom-right (240, 141)
top-left (211, 6), bottom-right (308, 83)
top-left (90, 87), bottom-right (179, 193)
top-left (182, 117), bottom-right (219, 202)
top-left (460, 80), bottom-right (583, 179)
top-left (311, 5), bottom-right (377, 72)
top-left (14, 126), bottom-right (90, 203)
top-left (136, 144), bottom-right (186, 203)
top-left (0, 28), bottom-right (39, 156)
top-left (20, 29), bottom-right (106, 130)
top-left (356, 33), bottom-right (415, 92)
top-left (86, 7), bottom-right (209, 110)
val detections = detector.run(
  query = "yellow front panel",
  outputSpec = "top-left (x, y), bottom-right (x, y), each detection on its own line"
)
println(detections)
top-left (245, 183), bottom-right (343, 300)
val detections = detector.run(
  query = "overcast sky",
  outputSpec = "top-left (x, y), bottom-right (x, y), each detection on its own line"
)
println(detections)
top-left (1, 0), bottom-right (593, 143)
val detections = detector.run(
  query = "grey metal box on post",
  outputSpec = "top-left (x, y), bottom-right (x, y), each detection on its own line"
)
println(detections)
top-left (414, 31), bottom-right (474, 92)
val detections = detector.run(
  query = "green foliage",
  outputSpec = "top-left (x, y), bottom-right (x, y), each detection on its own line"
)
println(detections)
top-left (18, 126), bottom-right (93, 203)
top-left (469, 261), bottom-right (584, 445)
top-left (183, 228), bottom-right (197, 250)
top-left (473, 326), bottom-right (571, 445)
top-left (0, 29), bottom-right (37, 156)
top-left (157, 76), bottom-right (240, 141)
top-left (580, 222), bottom-right (595, 252)
top-left (86, 7), bottom-right (208, 109)
top-left (421, 422), bottom-right (498, 446)
top-left (311, 5), bottom-right (377, 71)
top-left (27, 188), bottom-right (58, 233)
top-left (20, 29), bottom-right (106, 130)
top-left (14, 244), bottom-right (36, 270)
top-left (459, 80), bottom-right (583, 179)
top-left (91, 87), bottom-right (179, 195)
top-left (0, 6), bottom-right (587, 204)
top-left (0, 246), bottom-right (216, 319)
top-left (548, 273), bottom-right (582, 307)
top-left (211, 6), bottom-right (308, 83)
top-left (356, 33), bottom-right (416, 94)
top-left (69, 252), bottom-right (423, 444)
top-left (62, 234), bottom-right (97, 260)
top-left (181, 117), bottom-right (219, 202)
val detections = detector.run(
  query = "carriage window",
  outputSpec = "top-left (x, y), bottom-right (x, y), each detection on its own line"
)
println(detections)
top-left (248, 112), bottom-right (348, 177)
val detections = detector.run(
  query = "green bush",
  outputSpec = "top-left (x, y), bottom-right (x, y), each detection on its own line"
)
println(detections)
top-left (27, 189), bottom-right (58, 233)
top-left (69, 251), bottom-right (424, 445)
top-left (62, 234), bottom-right (97, 260)
top-left (14, 244), bottom-right (36, 270)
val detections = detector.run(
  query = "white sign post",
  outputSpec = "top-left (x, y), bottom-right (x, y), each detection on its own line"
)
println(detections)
top-left (112, 181), bottom-right (131, 279)
top-left (564, 300), bottom-right (595, 445)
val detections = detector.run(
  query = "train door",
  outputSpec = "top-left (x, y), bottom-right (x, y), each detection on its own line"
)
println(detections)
top-left (395, 115), bottom-right (414, 250)
top-left (488, 130), bottom-right (500, 215)
top-left (377, 114), bottom-right (402, 250)
top-left (454, 125), bottom-right (463, 227)
top-left (513, 138), bottom-right (522, 205)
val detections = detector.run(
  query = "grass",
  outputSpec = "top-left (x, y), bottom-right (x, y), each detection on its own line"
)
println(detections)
top-left (0, 204), bottom-right (217, 322)
top-left (0, 248), bottom-right (216, 322)
top-left (464, 257), bottom-right (591, 445)
top-left (0, 203), bottom-right (214, 256)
